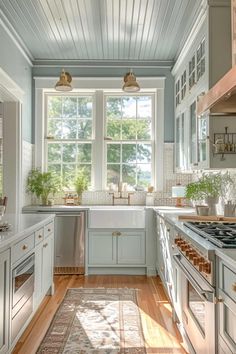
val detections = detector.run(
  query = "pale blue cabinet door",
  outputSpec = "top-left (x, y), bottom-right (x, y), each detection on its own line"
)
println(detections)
top-left (0, 249), bottom-right (10, 354)
top-left (88, 232), bottom-right (116, 265)
top-left (42, 234), bottom-right (53, 295)
top-left (117, 232), bottom-right (145, 265)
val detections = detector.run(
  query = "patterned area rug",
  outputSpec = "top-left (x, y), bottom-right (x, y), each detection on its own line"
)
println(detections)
top-left (37, 288), bottom-right (147, 353)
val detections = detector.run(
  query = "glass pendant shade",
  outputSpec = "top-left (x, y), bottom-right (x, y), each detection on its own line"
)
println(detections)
top-left (122, 71), bottom-right (140, 92)
top-left (55, 69), bottom-right (72, 91)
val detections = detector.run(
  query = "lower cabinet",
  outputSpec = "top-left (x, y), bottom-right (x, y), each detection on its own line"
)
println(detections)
top-left (0, 249), bottom-right (10, 354)
top-left (217, 257), bottom-right (236, 354)
top-left (35, 228), bottom-right (54, 308)
top-left (88, 230), bottom-right (145, 266)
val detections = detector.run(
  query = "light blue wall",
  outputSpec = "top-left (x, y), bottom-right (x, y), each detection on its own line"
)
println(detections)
top-left (33, 66), bottom-right (175, 142)
top-left (0, 24), bottom-right (32, 142)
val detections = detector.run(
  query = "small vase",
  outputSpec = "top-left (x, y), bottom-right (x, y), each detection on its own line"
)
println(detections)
top-left (205, 196), bottom-right (219, 215)
top-left (41, 196), bottom-right (49, 206)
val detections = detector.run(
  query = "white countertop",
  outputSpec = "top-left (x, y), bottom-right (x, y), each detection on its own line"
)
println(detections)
top-left (0, 213), bottom-right (55, 251)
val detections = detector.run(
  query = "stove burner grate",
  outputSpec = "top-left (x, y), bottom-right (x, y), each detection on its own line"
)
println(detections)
top-left (184, 221), bottom-right (236, 248)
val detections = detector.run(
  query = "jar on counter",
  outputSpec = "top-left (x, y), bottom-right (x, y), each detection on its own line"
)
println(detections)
top-left (146, 193), bottom-right (154, 206)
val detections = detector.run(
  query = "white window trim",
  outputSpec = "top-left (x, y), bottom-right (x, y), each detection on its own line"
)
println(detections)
top-left (34, 76), bottom-right (165, 191)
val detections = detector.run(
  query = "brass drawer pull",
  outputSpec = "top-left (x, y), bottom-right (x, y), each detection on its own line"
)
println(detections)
top-left (112, 231), bottom-right (121, 236)
top-left (43, 243), bottom-right (48, 248)
top-left (22, 244), bottom-right (28, 250)
top-left (232, 283), bottom-right (236, 292)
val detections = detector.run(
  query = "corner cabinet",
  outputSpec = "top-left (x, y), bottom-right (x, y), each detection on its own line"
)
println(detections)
top-left (0, 249), bottom-right (10, 354)
top-left (87, 230), bottom-right (146, 274)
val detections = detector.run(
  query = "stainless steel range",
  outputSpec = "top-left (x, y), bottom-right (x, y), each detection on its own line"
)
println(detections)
top-left (173, 224), bottom-right (217, 354)
top-left (184, 221), bottom-right (236, 248)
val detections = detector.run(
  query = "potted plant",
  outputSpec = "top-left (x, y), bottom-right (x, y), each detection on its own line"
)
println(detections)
top-left (27, 169), bottom-right (61, 205)
top-left (185, 172), bottom-right (233, 215)
top-left (74, 169), bottom-right (89, 204)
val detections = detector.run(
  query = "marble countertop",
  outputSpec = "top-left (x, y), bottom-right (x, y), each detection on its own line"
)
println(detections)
top-left (0, 213), bottom-right (55, 251)
top-left (154, 206), bottom-right (236, 267)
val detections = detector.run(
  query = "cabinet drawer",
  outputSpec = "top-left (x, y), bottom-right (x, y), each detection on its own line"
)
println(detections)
top-left (44, 221), bottom-right (54, 238)
top-left (12, 233), bottom-right (34, 263)
top-left (220, 261), bottom-right (236, 302)
top-left (35, 228), bottom-right (44, 245)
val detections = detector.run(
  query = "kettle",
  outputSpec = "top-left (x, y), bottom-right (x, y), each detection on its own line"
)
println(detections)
top-left (224, 201), bottom-right (236, 217)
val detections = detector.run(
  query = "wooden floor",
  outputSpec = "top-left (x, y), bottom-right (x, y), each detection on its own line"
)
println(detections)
top-left (13, 275), bottom-right (187, 354)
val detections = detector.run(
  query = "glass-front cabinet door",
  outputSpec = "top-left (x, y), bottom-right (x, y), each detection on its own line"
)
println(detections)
top-left (189, 101), bottom-right (198, 168)
top-left (198, 115), bottom-right (208, 168)
top-left (175, 112), bottom-right (187, 171)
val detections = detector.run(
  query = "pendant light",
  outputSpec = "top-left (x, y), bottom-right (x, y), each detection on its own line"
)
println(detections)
top-left (122, 70), bottom-right (140, 92)
top-left (55, 69), bottom-right (73, 91)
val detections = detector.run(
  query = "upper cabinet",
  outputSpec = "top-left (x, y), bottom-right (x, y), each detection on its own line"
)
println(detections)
top-left (173, 0), bottom-right (233, 171)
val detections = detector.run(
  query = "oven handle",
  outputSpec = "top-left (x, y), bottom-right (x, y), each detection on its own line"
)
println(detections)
top-left (173, 254), bottom-right (214, 303)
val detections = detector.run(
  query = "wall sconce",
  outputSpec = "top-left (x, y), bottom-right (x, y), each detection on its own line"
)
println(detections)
top-left (172, 184), bottom-right (186, 207)
top-left (55, 69), bottom-right (73, 91)
top-left (122, 70), bottom-right (140, 92)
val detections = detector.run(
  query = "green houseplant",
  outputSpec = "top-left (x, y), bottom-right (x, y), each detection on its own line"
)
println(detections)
top-left (74, 169), bottom-right (89, 204)
top-left (27, 169), bottom-right (61, 205)
top-left (185, 172), bottom-right (233, 215)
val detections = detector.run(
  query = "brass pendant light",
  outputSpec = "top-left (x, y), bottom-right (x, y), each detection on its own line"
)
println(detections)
top-left (122, 70), bottom-right (140, 92)
top-left (55, 69), bottom-right (73, 91)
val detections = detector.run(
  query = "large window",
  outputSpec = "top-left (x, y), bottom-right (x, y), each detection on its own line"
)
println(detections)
top-left (43, 89), bottom-right (157, 191)
top-left (105, 95), bottom-right (153, 189)
top-left (45, 94), bottom-right (93, 189)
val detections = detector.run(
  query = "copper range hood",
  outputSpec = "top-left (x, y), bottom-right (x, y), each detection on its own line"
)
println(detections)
top-left (197, 65), bottom-right (236, 115)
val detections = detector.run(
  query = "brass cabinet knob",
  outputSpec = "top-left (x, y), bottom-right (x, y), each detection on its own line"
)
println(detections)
top-left (43, 243), bottom-right (48, 248)
top-left (112, 231), bottom-right (122, 236)
top-left (166, 228), bottom-right (170, 232)
top-left (22, 244), bottom-right (28, 250)
top-left (38, 234), bottom-right (43, 239)
top-left (232, 283), bottom-right (236, 292)
top-left (48, 228), bottom-right (51, 232)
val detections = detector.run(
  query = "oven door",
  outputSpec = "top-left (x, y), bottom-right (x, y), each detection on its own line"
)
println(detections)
top-left (173, 254), bottom-right (215, 354)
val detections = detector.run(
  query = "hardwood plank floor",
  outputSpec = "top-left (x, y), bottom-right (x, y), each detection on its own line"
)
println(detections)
top-left (13, 275), bottom-right (187, 354)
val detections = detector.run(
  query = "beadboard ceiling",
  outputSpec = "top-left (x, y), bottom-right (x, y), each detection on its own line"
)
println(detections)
top-left (0, 0), bottom-right (203, 65)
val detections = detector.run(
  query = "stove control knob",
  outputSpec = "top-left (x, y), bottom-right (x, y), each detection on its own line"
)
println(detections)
top-left (203, 262), bottom-right (211, 274)
top-left (186, 248), bottom-right (193, 256)
top-left (199, 262), bottom-right (204, 272)
top-left (193, 257), bottom-right (200, 265)
top-left (176, 240), bottom-right (183, 247)
top-left (180, 243), bottom-right (187, 251)
top-left (189, 252), bottom-right (196, 260)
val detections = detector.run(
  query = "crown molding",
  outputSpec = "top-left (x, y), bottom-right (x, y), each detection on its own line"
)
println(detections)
top-left (32, 59), bottom-right (174, 69)
top-left (0, 9), bottom-right (33, 66)
top-left (172, 0), bottom-right (208, 76)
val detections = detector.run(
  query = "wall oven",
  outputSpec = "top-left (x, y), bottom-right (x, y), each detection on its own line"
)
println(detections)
top-left (173, 252), bottom-right (215, 354)
top-left (11, 253), bottom-right (35, 341)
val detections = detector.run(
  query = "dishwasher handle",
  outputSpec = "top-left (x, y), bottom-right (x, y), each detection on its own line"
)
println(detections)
top-left (54, 213), bottom-right (82, 217)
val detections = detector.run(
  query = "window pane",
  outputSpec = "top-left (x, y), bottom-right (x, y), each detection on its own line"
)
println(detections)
top-left (107, 144), bottom-right (120, 163)
top-left (61, 119), bottom-right (77, 139)
top-left (136, 120), bottom-right (151, 139)
top-left (48, 143), bottom-right (61, 163)
top-left (137, 96), bottom-right (151, 119)
top-left (137, 164), bottom-right (151, 187)
top-left (106, 97), bottom-right (122, 119)
top-left (48, 96), bottom-right (62, 118)
top-left (77, 144), bottom-right (92, 162)
top-left (48, 164), bottom-right (61, 175)
top-left (137, 144), bottom-right (151, 163)
top-left (107, 164), bottom-right (120, 184)
top-left (48, 119), bottom-right (62, 138)
top-left (62, 164), bottom-right (76, 188)
top-left (122, 164), bottom-right (136, 186)
top-left (122, 144), bottom-right (137, 163)
top-left (78, 97), bottom-right (92, 118)
top-left (122, 120), bottom-right (136, 140)
top-left (77, 164), bottom-right (91, 181)
top-left (122, 97), bottom-right (136, 119)
top-left (77, 119), bottom-right (92, 139)
top-left (62, 144), bottom-right (76, 162)
top-left (107, 119), bottom-right (121, 139)
top-left (62, 97), bottom-right (77, 117)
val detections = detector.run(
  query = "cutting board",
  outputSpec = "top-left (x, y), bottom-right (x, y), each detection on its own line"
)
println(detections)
top-left (178, 215), bottom-right (236, 222)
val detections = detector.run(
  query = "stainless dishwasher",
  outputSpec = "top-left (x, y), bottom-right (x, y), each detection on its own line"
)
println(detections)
top-left (54, 211), bottom-right (85, 275)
